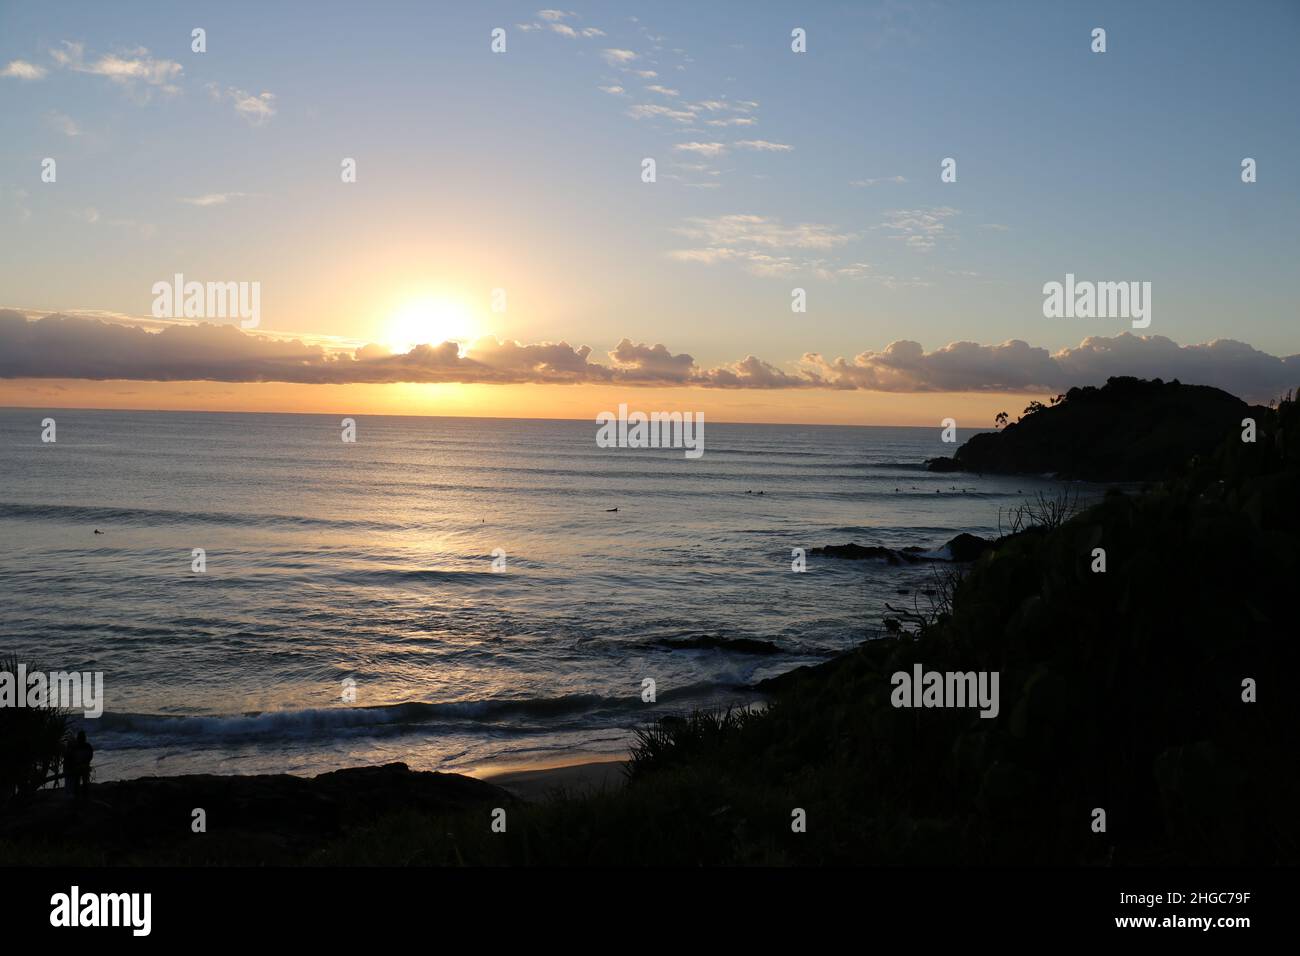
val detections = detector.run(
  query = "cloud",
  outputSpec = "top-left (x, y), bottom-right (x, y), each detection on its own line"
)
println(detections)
top-left (802, 339), bottom-right (1060, 392)
top-left (575, 28), bottom-right (762, 188)
top-left (1, 59), bottom-right (47, 80)
top-left (530, 12), bottom-right (603, 38)
top-left (207, 84), bottom-right (277, 125)
top-left (672, 141), bottom-right (727, 156)
top-left (880, 207), bottom-right (959, 251)
top-left (0, 313), bottom-right (665, 387)
top-left (601, 48), bottom-right (638, 65)
top-left (666, 248), bottom-right (784, 271)
top-left (673, 214), bottom-right (857, 250)
top-left (50, 41), bottom-right (182, 95)
top-left (698, 355), bottom-right (810, 388)
top-left (1, 312), bottom-right (1296, 402)
top-left (609, 338), bottom-right (696, 381)
top-left (0, 312), bottom-right (600, 386)
top-left (668, 214), bottom-right (860, 277)
top-left (824, 262), bottom-right (877, 281)
top-left (734, 139), bottom-right (793, 152)
top-left (691, 99), bottom-right (759, 113)
top-left (179, 193), bottom-right (250, 207)
top-left (1052, 334), bottom-right (1300, 398)
top-left (629, 103), bottom-right (696, 123)
top-left (801, 334), bottom-right (1300, 400)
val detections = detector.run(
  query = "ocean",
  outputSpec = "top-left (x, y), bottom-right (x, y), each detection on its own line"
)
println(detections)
top-left (0, 408), bottom-right (1074, 781)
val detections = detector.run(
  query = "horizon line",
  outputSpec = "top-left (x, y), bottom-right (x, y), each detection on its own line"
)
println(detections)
top-left (0, 402), bottom-right (980, 431)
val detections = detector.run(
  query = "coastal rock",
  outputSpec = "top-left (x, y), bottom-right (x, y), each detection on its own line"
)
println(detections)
top-left (654, 635), bottom-right (783, 655)
top-left (944, 533), bottom-right (994, 562)
top-left (810, 543), bottom-right (923, 564)
top-left (925, 456), bottom-right (963, 473)
top-left (812, 535), bottom-right (993, 564)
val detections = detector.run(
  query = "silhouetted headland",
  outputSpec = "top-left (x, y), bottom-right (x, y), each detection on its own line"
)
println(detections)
top-left (927, 377), bottom-right (1264, 481)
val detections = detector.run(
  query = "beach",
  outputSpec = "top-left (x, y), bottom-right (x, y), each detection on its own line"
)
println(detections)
top-left (483, 758), bottom-right (628, 800)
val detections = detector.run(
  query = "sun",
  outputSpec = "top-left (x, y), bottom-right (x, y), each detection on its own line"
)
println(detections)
top-left (384, 297), bottom-right (478, 354)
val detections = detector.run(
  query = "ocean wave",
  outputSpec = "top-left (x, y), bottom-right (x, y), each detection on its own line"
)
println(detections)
top-left (637, 635), bottom-right (783, 655)
top-left (0, 500), bottom-right (399, 531)
top-left (842, 460), bottom-right (930, 470)
top-left (89, 682), bottom-right (744, 745)
top-left (328, 567), bottom-right (503, 585)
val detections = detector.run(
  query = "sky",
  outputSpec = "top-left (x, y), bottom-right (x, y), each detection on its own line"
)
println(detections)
top-left (1, 0), bottom-right (1297, 425)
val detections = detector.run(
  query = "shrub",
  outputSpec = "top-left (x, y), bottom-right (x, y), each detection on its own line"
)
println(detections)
top-left (0, 654), bottom-right (70, 806)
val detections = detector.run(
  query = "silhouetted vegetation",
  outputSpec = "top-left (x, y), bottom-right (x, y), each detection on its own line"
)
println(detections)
top-left (626, 708), bottom-right (761, 782)
top-left (998, 487), bottom-right (1084, 536)
top-left (0, 655), bottom-right (69, 806)
top-left (883, 562), bottom-right (962, 636)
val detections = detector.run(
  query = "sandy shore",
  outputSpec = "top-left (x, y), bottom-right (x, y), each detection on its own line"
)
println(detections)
top-left (483, 758), bottom-right (628, 801)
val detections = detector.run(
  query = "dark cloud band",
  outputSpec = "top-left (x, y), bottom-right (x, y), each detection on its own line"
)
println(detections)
top-left (2, 311), bottom-right (1296, 402)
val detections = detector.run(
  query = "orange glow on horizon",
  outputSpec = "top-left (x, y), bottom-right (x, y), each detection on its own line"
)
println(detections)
top-left (0, 378), bottom-right (1053, 430)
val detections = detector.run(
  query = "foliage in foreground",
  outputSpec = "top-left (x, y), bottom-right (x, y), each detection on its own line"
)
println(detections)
top-left (0, 655), bottom-right (69, 806)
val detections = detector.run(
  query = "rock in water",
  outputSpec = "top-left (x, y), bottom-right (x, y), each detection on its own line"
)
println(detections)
top-left (943, 533), bottom-right (994, 562)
